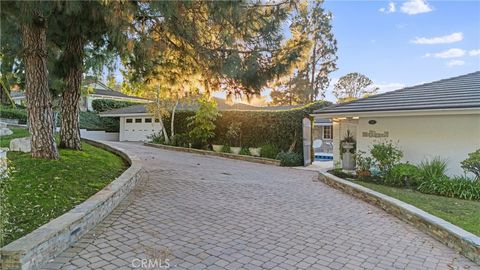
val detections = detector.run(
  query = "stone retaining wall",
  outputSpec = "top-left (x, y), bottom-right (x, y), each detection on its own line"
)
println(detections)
top-left (319, 171), bottom-right (480, 265)
top-left (144, 143), bottom-right (281, 166)
top-left (0, 140), bottom-right (142, 270)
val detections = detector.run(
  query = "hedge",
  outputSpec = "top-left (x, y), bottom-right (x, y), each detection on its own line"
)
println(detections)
top-left (0, 106), bottom-right (28, 124)
top-left (162, 101), bottom-right (331, 155)
top-left (79, 111), bottom-right (119, 132)
top-left (92, 99), bottom-right (141, 112)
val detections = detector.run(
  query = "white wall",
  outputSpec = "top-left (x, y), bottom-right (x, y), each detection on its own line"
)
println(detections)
top-left (119, 116), bottom-right (162, 142)
top-left (337, 114), bottom-right (480, 176)
top-left (80, 129), bottom-right (119, 141)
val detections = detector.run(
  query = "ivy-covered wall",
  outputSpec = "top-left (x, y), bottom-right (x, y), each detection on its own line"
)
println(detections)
top-left (163, 101), bottom-right (331, 154)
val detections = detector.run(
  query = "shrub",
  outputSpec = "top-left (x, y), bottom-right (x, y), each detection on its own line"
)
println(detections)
top-left (370, 141), bottom-right (403, 177)
top-left (220, 144), bottom-right (231, 153)
top-left (417, 176), bottom-right (480, 201)
top-left (417, 157), bottom-right (448, 182)
top-left (79, 111), bottom-right (119, 132)
top-left (260, 144), bottom-right (279, 159)
top-left (355, 151), bottom-right (374, 177)
top-left (461, 149), bottom-right (480, 180)
top-left (171, 133), bottom-right (190, 147)
top-left (0, 106), bottom-right (27, 124)
top-left (148, 132), bottom-right (165, 144)
top-left (276, 151), bottom-right (303, 166)
top-left (239, 147), bottom-right (250, 156)
top-left (91, 99), bottom-right (139, 112)
top-left (385, 163), bottom-right (419, 187)
top-left (188, 96), bottom-right (220, 149)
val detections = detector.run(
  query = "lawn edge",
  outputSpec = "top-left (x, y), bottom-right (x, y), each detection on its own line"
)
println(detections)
top-left (144, 142), bottom-right (281, 166)
top-left (0, 139), bottom-right (143, 270)
top-left (318, 171), bottom-right (480, 265)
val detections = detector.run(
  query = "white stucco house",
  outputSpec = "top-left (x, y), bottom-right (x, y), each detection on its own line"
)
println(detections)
top-left (311, 71), bottom-right (480, 176)
top-left (9, 81), bottom-right (149, 111)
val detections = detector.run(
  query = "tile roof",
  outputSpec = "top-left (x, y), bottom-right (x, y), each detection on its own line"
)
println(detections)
top-left (314, 71), bottom-right (480, 114)
top-left (100, 97), bottom-right (298, 116)
top-left (86, 82), bottom-right (148, 100)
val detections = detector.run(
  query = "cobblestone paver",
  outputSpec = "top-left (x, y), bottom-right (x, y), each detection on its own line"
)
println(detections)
top-left (43, 142), bottom-right (478, 270)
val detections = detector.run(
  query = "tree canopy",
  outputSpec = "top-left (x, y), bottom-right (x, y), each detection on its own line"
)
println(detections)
top-left (333, 72), bottom-right (378, 103)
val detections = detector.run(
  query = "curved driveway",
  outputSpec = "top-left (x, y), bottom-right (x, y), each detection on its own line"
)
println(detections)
top-left (44, 142), bottom-right (478, 270)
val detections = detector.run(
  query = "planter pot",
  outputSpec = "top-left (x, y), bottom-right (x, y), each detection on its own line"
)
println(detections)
top-left (212, 144), bottom-right (223, 152)
top-left (230, 147), bottom-right (241, 155)
top-left (249, 147), bottom-right (261, 157)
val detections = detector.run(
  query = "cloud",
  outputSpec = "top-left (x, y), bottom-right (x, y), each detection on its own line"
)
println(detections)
top-left (411, 32), bottom-right (463, 45)
top-left (469, 49), bottom-right (480, 56)
top-left (446, 60), bottom-right (465, 67)
top-left (374, 82), bottom-right (406, 94)
top-left (401, 0), bottom-right (433, 15)
top-left (379, 2), bottom-right (396, 13)
top-left (424, 48), bottom-right (466, 58)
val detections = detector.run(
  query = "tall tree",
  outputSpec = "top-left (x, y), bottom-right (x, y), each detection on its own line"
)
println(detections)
top-left (333, 72), bottom-right (378, 103)
top-left (270, 0), bottom-right (337, 105)
top-left (51, 1), bottom-right (135, 150)
top-left (19, 2), bottom-right (59, 159)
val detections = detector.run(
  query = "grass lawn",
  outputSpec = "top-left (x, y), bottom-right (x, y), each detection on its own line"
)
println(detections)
top-left (353, 180), bottom-right (480, 236)
top-left (1, 128), bottom-right (128, 246)
top-left (0, 128), bottom-right (30, 147)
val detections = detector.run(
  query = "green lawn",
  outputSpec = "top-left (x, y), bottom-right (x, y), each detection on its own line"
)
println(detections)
top-left (0, 128), bottom-right (30, 147)
top-left (353, 180), bottom-right (480, 236)
top-left (1, 128), bottom-right (128, 246)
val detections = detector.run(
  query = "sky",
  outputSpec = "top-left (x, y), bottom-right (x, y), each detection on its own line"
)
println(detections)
top-left (319, 0), bottom-right (480, 102)
top-left (112, 0), bottom-right (480, 104)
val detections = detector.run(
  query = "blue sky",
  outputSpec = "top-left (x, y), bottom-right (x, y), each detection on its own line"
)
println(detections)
top-left (320, 0), bottom-right (480, 101)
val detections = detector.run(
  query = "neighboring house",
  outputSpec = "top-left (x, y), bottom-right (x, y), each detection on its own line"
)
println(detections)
top-left (11, 91), bottom-right (26, 106)
top-left (8, 81), bottom-right (149, 111)
top-left (311, 71), bottom-right (480, 176)
top-left (100, 97), bottom-right (295, 142)
top-left (81, 82), bottom-right (149, 111)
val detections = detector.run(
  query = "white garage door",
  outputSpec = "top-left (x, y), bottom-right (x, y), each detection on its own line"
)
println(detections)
top-left (123, 117), bottom-right (162, 141)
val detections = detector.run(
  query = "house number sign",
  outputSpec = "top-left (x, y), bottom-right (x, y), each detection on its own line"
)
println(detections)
top-left (362, 130), bottom-right (389, 138)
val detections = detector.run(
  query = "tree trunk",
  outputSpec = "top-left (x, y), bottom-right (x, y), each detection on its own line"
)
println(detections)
top-left (310, 40), bottom-right (317, 102)
top-left (60, 34), bottom-right (84, 150)
top-left (21, 9), bottom-right (59, 159)
top-left (170, 99), bottom-right (179, 138)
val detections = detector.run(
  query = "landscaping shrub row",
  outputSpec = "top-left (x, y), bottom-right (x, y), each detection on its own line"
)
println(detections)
top-left (162, 101), bottom-right (331, 155)
top-left (332, 142), bottom-right (480, 201)
top-left (0, 106), bottom-right (28, 124)
top-left (91, 99), bottom-right (141, 112)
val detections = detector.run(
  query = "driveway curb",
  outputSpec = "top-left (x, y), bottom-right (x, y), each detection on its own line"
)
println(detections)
top-left (144, 142), bottom-right (281, 166)
top-left (0, 139), bottom-right (143, 270)
top-left (319, 171), bottom-right (480, 265)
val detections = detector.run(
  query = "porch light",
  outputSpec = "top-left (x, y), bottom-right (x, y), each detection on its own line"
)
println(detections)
top-left (352, 117), bottom-right (359, 119)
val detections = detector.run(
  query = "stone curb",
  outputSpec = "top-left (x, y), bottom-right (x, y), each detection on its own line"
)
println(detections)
top-left (319, 171), bottom-right (480, 265)
top-left (0, 139), bottom-right (143, 270)
top-left (144, 142), bottom-right (281, 166)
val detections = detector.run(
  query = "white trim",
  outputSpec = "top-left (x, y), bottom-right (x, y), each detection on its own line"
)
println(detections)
top-left (100, 113), bottom-right (151, 117)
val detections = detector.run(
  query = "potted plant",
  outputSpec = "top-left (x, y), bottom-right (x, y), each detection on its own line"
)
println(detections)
top-left (340, 130), bottom-right (356, 170)
top-left (212, 144), bottom-right (223, 152)
top-left (226, 122), bottom-right (242, 154)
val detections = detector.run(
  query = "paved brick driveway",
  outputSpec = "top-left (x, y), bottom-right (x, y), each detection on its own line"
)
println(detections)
top-left (44, 142), bottom-right (478, 270)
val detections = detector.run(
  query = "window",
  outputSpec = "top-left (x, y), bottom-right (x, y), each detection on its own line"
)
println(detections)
top-left (126, 118), bottom-right (133, 123)
top-left (145, 118), bottom-right (152, 123)
top-left (135, 118), bottom-right (142, 123)
top-left (323, 126), bottom-right (333, 139)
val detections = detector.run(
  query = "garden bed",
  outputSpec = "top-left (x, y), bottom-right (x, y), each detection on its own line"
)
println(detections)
top-left (145, 142), bottom-right (281, 166)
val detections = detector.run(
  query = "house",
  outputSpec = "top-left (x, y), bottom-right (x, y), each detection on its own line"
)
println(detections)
top-left (311, 71), bottom-right (480, 176)
top-left (9, 81), bottom-right (149, 111)
top-left (99, 97), bottom-right (296, 142)
top-left (81, 81), bottom-right (149, 111)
